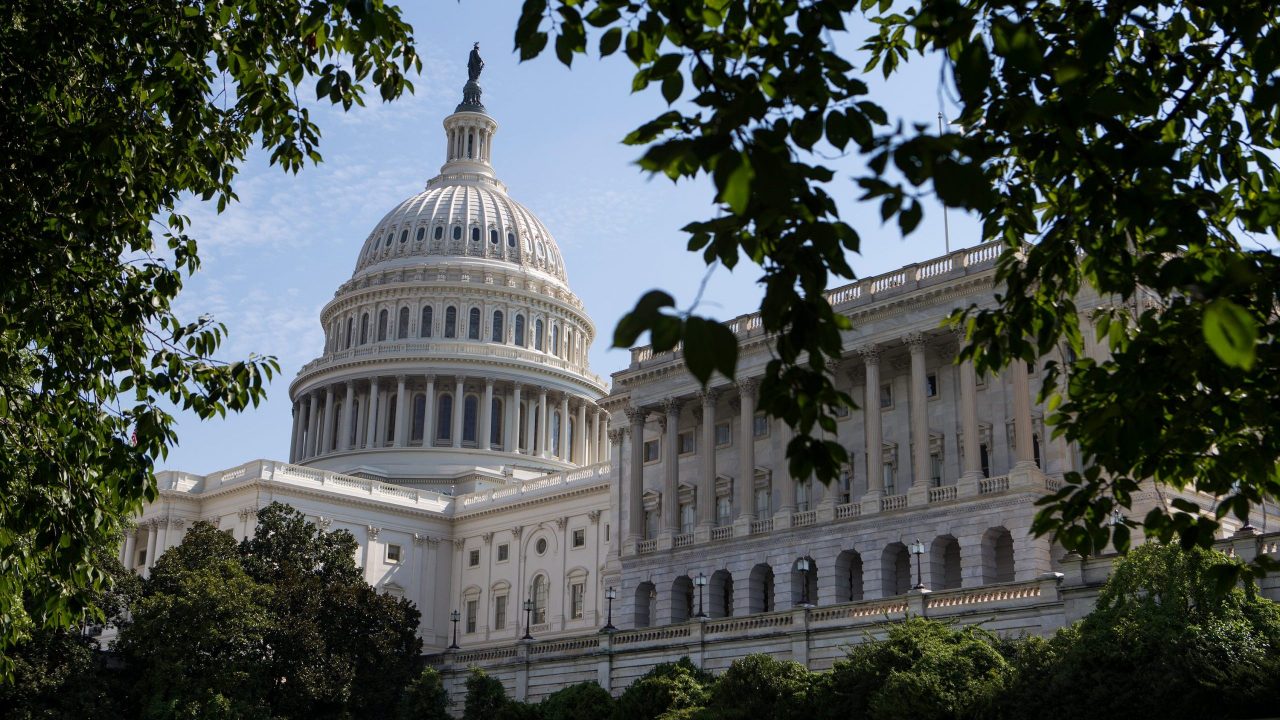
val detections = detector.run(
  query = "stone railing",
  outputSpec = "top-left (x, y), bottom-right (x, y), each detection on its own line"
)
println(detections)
top-left (929, 485), bottom-right (958, 503)
top-left (529, 637), bottom-right (601, 656)
top-left (835, 502), bottom-right (861, 520)
top-left (703, 613), bottom-right (794, 635)
top-left (711, 526), bottom-right (734, 541)
top-left (880, 494), bottom-right (909, 512)
top-left (791, 510), bottom-right (817, 527)
top-left (926, 582), bottom-right (1042, 609)
top-left (637, 539), bottom-right (658, 554)
top-left (978, 474), bottom-right (1011, 494)
top-left (750, 517), bottom-right (774, 534)
top-left (612, 625), bottom-right (691, 646)
top-left (627, 239), bottom-right (1005, 367)
top-left (189, 460), bottom-right (455, 514)
top-left (456, 462), bottom-right (611, 514)
top-left (673, 533), bottom-right (694, 548)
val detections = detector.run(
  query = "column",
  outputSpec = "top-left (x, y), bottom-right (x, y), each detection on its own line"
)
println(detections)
top-left (559, 394), bottom-right (570, 460)
top-left (861, 347), bottom-right (884, 498)
top-left (591, 408), bottom-right (602, 464)
top-left (366, 377), bottom-right (380, 449)
top-left (509, 383), bottom-right (522, 453)
top-left (625, 407), bottom-right (647, 545)
top-left (958, 337), bottom-right (982, 483)
top-left (394, 375), bottom-right (408, 447)
top-left (777, 423), bottom-right (797, 516)
top-left (321, 386), bottom-right (335, 455)
top-left (735, 379), bottom-right (758, 525)
top-left (697, 390), bottom-right (717, 534)
top-left (340, 382), bottom-right (355, 451)
top-left (155, 519), bottom-right (170, 556)
top-left (424, 375), bottom-right (436, 446)
top-left (906, 333), bottom-right (930, 492)
top-left (289, 403), bottom-right (300, 462)
top-left (123, 528), bottom-right (137, 569)
top-left (661, 398), bottom-right (681, 536)
top-left (481, 379), bottom-right (494, 449)
top-left (306, 393), bottom-right (320, 459)
top-left (576, 400), bottom-right (588, 464)
top-left (527, 392), bottom-right (538, 456)
top-left (144, 522), bottom-right (159, 571)
top-left (1012, 359), bottom-right (1035, 467)
top-left (538, 386), bottom-right (550, 458)
top-left (453, 378), bottom-right (464, 448)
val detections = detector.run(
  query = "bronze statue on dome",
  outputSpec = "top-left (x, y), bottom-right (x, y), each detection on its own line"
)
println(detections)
top-left (468, 42), bottom-right (484, 82)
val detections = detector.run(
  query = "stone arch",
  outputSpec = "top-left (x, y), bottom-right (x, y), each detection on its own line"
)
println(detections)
top-left (708, 569), bottom-right (734, 618)
top-left (634, 582), bottom-right (655, 628)
top-left (881, 542), bottom-right (911, 596)
top-left (747, 563), bottom-right (775, 614)
top-left (420, 305), bottom-right (433, 338)
top-left (397, 306), bottom-right (410, 339)
top-left (982, 527), bottom-right (1015, 583)
top-left (931, 535), bottom-right (962, 590)
top-left (671, 575), bottom-right (693, 624)
top-left (834, 550), bottom-right (864, 602)
top-left (790, 556), bottom-right (818, 607)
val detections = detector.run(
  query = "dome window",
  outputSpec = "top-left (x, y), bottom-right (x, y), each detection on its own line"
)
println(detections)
top-left (514, 314), bottom-right (525, 346)
top-left (535, 242), bottom-right (544, 258)
top-left (420, 306), bottom-right (433, 338)
top-left (399, 230), bottom-right (408, 243)
top-left (385, 233), bottom-right (393, 247)
top-left (444, 306), bottom-right (457, 338)
top-left (534, 319), bottom-right (544, 351)
top-left (416, 227), bottom-right (425, 241)
top-left (452, 226), bottom-right (462, 241)
top-left (470, 227), bottom-right (480, 242)
top-left (507, 232), bottom-right (516, 248)
top-left (491, 311), bottom-right (504, 342)
top-left (467, 308), bottom-right (481, 340)
top-left (434, 226), bottom-right (444, 240)
top-left (489, 228), bottom-right (499, 244)
top-left (436, 394), bottom-right (453, 443)
top-left (377, 309), bottom-right (388, 342)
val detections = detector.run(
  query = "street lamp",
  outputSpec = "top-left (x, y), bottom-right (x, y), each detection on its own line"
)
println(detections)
top-left (909, 538), bottom-right (927, 591)
top-left (448, 609), bottom-right (461, 649)
top-left (522, 597), bottom-right (535, 640)
top-left (693, 573), bottom-right (708, 618)
top-left (796, 557), bottom-right (813, 606)
top-left (601, 586), bottom-right (617, 633)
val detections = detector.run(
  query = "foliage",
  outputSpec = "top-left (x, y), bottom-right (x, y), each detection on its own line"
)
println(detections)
top-left (463, 668), bottom-right (512, 720)
top-left (822, 618), bottom-right (1012, 720)
top-left (117, 503), bottom-right (422, 720)
top-left (694, 654), bottom-right (816, 720)
top-left (395, 668), bottom-right (452, 720)
top-left (614, 657), bottom-right (714, 720)
top-left (539, 681), bottom-right (615, 720)
top-left (0, 0), bottom-right (418, 658)
top-left (513, 0), bottom-right (1280, 567)
top-left (998, 543), bottom-right (1280, 720)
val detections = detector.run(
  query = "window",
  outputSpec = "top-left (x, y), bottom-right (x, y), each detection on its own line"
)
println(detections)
top-left (644, 509), bottom-right (659, 539)
top-left (572, 528), bottom-right (585, 548)
top-left (531, 576), bottom-right (548, 624)
top-left (359, 313), bottom-right (369, 345)
top-left (397, 306), bottom-right (409, 339)
top-left (535, 537), bottom-right (548, 555)
top-left (344, 317), bottom-right (353, 349)
top-left (715, 421), bottom-right (732, 447)
top-left (400, 229), bottom-right (408, 243)
top-left (377, 309), bottom-right (388, 341)
top-left (716, 496), bottom-right (732, 525)
top-left (534, 319), bottom-right (544, 350)
top-left (490, 228), bottom-right (499, 244)
top-left (678, 430), bottom-right (695, 455)
top-left (497, 543), bottom-right (509, 562)
top-left (931, 452), bottom-right (944, 486)
top-left (643, 439), bottom-right (660, 463)
top-left (550, 412), bottom-right (561, 456)
top-left (444, 306), bottom-right (457, 338)
top-left (507, 232), bottom-right (516, 247)
top-left (411, 395), bottom-right (426, 443)
top-left (463, 396), bottom-right (478, 444)
top-left (837, 470), bottom-right (852, 504)
top-left (879, 382), bottom-right (893, 409)
top-left (492, 311), bottom-right (504, 342)
top-left (465, 599), bottom-right (477, 634)
top-left (490, 398), bottom-right (503, 448)
top-left (136, 549), bottom-right (146, 567)
top-left (980, 443), bottom-right (991, 478)
top-left (452, 226), bottom-right (462, 240)
top-left (434, 226), bottom-right (443, 240)
top-left (468, 307), bottom-right (481, 340)
top-left (756, 487), bottom-right (772, 516)
top-left (926, 372), bottom-right (939, 398)
top-left (416, 227), bottom-right (425, 241)
top-left (494, 595), bottom-right (508, 630)
top-left (679, 503), bottom-right (695, 534)
top-left (386, 544), bottom-right (402, 563)
top-left (514, 314), bottom-right (526, 346)
top-left (384, 232), bottom-right (393, 247)
top-left (551, 324), bottom-right (560, 355)
top-left (570, 582), bottom-right (585, 620)
top-left (605, 524), bottom-right (611, 542)
top-left (796, 479), bottom-right (811, 512)
top-left (437, 394), bottom-right (453, 442)
top-left (750, 414), bottom-right (769, 439)
top-left (420, 306), bottom-right (433, 337)
top-left (468, 548), bottom-right (480, 567)
top-left (883, 462), bottom-right (896, 496)
top-left (834, 403), bottom-right (850, 418)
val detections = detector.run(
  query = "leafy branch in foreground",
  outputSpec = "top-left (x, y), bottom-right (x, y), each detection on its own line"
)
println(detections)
top-left (514, 0), bottom-right (1280, 570)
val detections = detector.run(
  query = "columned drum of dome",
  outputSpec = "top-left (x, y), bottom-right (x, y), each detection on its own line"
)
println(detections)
top-left (288, 49), bottom-right (607, 487)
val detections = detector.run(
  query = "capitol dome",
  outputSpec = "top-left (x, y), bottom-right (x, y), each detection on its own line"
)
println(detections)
top-left (286, 47), bottom-right (609, 488)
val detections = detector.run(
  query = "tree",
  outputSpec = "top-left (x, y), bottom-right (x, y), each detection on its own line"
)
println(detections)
top-left (463, 668), bottom-right (512, 720)
top-left (614, 657), bottom-right (714, 720)
top-left (395, 668), bottom-right (452, 720)
top-left (0, 0), bottom-right (418, 657)
top-left (539, 681), bottom-right (615, 720)
top-left (695, 654), bottom-right (816, 720)
top-left (513, 0), bottom-right (1280, 567)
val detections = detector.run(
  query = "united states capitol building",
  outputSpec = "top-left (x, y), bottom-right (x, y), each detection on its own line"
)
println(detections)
top-left (127, 58), bottom-right (1276, 700)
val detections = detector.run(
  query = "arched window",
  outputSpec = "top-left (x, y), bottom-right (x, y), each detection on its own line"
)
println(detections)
top-left (463, 395), bottom-right (478, 445)
top-left (534, 319), bottom-right (544, 351)
top-left (492, 311), bottom-right (505, 342)
top-left (399, 229), bottom-right (408, 243)
top-left (436, 394), bottom-right (453, 443)
top-left (344, 317), bottom-right (353, 349)
top-left (359, 313), bottom-right (369, 345)
top-left (330, 402), bottom-right (342, 450)
top-left (416, 227), bottom-right (425, 241)
top-left (470, 227), bottom-right (480, 242)
top-left (444, 307), bottom-right (457, 338)
top-left (420, 306), bottom-right (433, 338)
top-left (514, 315), bottom-right (525, 346)
top-left (467, 308), bottom-right (481, 340)
top-left (384, 232), bottom-right (393, 247)
top-left (634, 582), bottom-right (655, 628)
top-left (411, 394), bottom-right (426, 443)
top-left (452, 226), bottom-right (462, 240)
top-left (531, 575), bottom-right (548, 625)
top-left (550, 411), bottom-right (561, 456)
top-left (835, 550), bottom-right (864, 602)
top-left (749, 564), bottom-right (774, 614)
top-left (507, 232), bottom-right (516, 248)
top-left (671, 576), bottom-right (693, 623)
top-left (349, 404), bottom-right (360, 448)
top-left (931, 536), bottom-right (962, 590)
top-left (377, 309), bottom-right (388, 342)
top-left (551, 324), bottom-right (560, 355)
top-left (434, 226), bottom-right (443, 240)
top-left (882, 543), bottom-right (911, 596)
top-left (385, 396), bottom-right (397, 447)
top-left (490, 228), bottom-right (499, 244)
top-left (397, 307), bottom-right (409, 339)
top-left (490, 398), bottom-right (503, 448)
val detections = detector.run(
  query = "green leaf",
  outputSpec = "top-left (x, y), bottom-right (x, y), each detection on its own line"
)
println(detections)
top-left (719, 154), bottom-right (754, 213)
top-left (599, 27), bottom-right (622, 57)
top-left (1202, 299), bottom-right (1257, 370)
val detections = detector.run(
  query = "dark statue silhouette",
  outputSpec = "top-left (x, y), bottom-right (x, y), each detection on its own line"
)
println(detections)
top-left (458, 42), bottom-right (486, 112)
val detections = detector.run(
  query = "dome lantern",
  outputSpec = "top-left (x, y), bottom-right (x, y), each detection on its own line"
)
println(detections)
top-left (439, 43), bottom-right (498, 179)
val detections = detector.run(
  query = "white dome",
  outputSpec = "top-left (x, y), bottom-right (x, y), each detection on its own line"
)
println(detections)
top-left (353, 175), bottom-right (568, 284)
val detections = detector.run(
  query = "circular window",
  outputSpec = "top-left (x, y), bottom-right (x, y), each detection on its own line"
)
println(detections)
top-left (535, 537), bottom-right (548, 555)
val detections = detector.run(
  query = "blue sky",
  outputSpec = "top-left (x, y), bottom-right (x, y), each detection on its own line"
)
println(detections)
top-left (161, 1), bottom-right (980, 473)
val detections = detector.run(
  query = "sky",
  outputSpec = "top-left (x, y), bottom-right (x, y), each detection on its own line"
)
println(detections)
top-left (160, 1), bottom-right (981, 474)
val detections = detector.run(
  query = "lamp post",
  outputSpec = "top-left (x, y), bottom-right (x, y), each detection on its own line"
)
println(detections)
top-left (601, 586), bottom-right (617, 633)
top-left (909, 538), bottom-right (927, 591)
top-left (522, 597), bottom-right (535, 640)
top-left (693, 573), bottom-right (708, 618)
top-left (796, 557), bottom-right (813, 606)
top-left (448, 609), bottom-right (460, 649)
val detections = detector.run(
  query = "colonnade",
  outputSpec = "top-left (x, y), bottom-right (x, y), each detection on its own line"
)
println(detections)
top-left (621, 330), bottom-right (1042, 549)
top-left (290, 375), bottom-right (609, 467)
